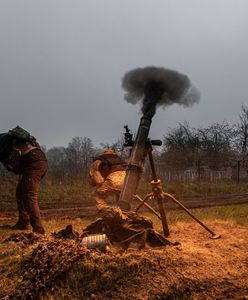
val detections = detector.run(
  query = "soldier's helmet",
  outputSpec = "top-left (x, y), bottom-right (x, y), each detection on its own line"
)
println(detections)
top-left (102, 149), bottom-right (114, 155)
top-left (8, 126), bottom-right (35, 142)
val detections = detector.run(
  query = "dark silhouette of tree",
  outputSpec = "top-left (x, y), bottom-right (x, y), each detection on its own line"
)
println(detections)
top-left (196, 122), bottom-right (236, 169)
top-left (46, 146), bottom-right (67, 180)
top-left (161, 121), bottom-right (236, 170)
top-left (44, 137), bottom-right (96, 181)
top-left (66, 137), bottom-right (96, 178)
top-left (164, 122), bottom-right (199, 150)
top-left (237, 105), bottom-right (248, 153)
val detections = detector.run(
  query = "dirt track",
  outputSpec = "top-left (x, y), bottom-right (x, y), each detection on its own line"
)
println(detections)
top-left (1, 192), bottom-right (248, 219)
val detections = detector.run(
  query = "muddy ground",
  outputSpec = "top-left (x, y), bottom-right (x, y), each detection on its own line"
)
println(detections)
top-left (0, 219), bottom-right (247, 300)
top-left (1, 192), bottom-right (248, 219)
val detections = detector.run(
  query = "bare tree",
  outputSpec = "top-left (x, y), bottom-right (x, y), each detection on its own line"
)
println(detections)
top-left (46, 146), bottom-right (67, 181)
top-left (196, 122), bottom-right (236, 169)
top-left (237, 104), bottom-right (248, 153)
top-left (99, 135), bottom-right (129, 159)
top-left (197, 122), bottom-right (235, 153)
top-left (66, 137), bottom-right (96, 178)
top-left (161, 121), bottom-right (236, 170)
top-left (164, 122), bottom-right (199, 151)
top-left (100, 139), bottom-right (123, 155)
top-left (162, 122), bottom-right (200, 168)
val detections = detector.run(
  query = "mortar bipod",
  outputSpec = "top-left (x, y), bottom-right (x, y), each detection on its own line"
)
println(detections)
top-left (134, 141), bottom-right (220, 239)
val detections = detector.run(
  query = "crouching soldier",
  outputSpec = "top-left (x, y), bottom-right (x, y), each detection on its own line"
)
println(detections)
top-left (89, 149), bottom-right (126, 210)
top-left (0, 126), bottom-right (48, 234)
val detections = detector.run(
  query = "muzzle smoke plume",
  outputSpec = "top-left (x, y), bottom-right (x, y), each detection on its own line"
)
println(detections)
top-left (122, 66), bottom-right (200, 118)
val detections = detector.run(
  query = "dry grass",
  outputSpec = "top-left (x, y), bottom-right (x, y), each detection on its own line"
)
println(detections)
top-left (1, 179), bottom-right (248, 205)
top-left (0, 177), bottom-right (247, 299)
top-left (1, 218), bottom-right (247, 299)
top-left (142, 203), bottom-right (248, 228)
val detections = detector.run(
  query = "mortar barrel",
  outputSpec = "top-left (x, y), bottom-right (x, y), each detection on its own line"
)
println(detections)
top-left (119, 115), bottom-right (152, 210)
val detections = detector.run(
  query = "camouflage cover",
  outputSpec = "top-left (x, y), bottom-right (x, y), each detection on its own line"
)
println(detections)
top-left (8, 126), bottom-right (35, 142)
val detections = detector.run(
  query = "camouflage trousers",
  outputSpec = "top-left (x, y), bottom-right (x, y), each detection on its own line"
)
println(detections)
top-left (16, 160), bottom-right (48, 230)
top-left (93, 170), bottom-right (126, 210)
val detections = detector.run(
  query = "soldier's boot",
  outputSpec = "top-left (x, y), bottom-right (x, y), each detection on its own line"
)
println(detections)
top-left (33, 226), bottom-right (45, 234)
top-left (11, 221), bottom-right (30, 230)
top-left (29, 203), bottom-right (45, 234)
top-left (11, 209), bottom-right (30, 230)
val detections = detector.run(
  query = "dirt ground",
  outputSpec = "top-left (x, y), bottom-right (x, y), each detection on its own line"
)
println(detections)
top-left (1, 192), bottom-right (248, 219)
top-left (0, 219), bottom-right (247, 300)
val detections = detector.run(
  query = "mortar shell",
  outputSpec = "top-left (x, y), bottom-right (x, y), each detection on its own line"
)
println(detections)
top-left (82, 234), bottom-right (106, 251)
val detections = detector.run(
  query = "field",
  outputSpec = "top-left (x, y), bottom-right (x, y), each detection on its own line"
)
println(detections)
top-left (0, 180), bottom-right (248, 299)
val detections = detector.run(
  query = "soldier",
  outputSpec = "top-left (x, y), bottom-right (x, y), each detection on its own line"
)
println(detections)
top-left (89, 149), bottom-right (126, 210)
top-left (0, 126), bottom-right (48, 234)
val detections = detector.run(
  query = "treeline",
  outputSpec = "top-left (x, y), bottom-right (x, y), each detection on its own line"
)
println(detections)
top-left (43, 137), bottom-right (97, 181)
top-left (156, 105), bottom-right (248, 183)
top-left (0, 105), bottom-right (248, 183)
top-left (161, 105), bottom-right (248, 171)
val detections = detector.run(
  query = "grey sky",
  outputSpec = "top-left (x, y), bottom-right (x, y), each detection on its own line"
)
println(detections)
top-left (0, 0), bottom-right (247, 148)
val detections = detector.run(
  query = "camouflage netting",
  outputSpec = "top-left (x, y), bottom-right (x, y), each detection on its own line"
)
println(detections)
top-left (9, 239), bottom-right (164, 300)
top-left (83, 206), bottom-right (176, 250)
top-left (8, 239), bottom-right (87, 299)
top-left (4, 216), bottom-right (247, 300)
top-left (4, 232), bottom-right (41, 245)
top-left (53, 224), bottom-right (80, 240)
top-left (6, 207), bottom-right (178, 299)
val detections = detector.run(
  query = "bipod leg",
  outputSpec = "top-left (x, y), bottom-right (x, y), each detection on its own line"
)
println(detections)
top-left (147, 150), bottom-right (170, 237)
top-left (155, 192), bottom-right (170, 237)
top-left (134, 193), bottom-right (153, 213)
top-left (150, 179), bottom-right (170, 237)
top-left (133, 192), bottom-right (170, 237)
top-left (133, 194), bottom-right (161, 220)
top-left (163, 192), bottom-right (220, 239)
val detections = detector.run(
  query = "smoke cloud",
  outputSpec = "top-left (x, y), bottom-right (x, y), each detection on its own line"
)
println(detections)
top-left (122, 66), bottom-right (200, 118)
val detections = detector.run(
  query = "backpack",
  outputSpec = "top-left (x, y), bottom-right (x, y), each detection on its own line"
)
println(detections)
top-left (1, 127), bottom-right (38, 174)
top-left (8, 126), bottom-right (36, 143)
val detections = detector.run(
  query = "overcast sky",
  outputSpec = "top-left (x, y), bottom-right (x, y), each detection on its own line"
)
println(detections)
top-left (0, 0), bottom-right (247, 148)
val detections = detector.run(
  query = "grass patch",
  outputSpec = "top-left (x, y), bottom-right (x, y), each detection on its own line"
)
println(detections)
top-left (0, 180), bottom-right (93, 205)
top-left (143, 203), bottom-right (248, 228)
top-left (1, 179), bottom-right (248, 205)
top-left (138, 180), bottom-right (248, 197)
